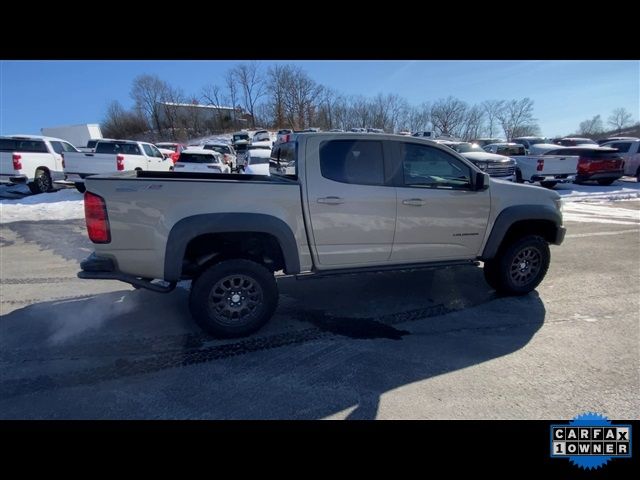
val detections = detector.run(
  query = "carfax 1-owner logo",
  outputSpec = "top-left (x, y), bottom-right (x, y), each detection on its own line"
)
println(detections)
top-left (551, 412), bottom-right (632, 469)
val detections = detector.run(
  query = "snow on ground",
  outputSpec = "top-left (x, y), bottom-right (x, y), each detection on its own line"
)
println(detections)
top-left (556, 178), bottom-right (640, 202)
top-left (563, 200), bottom-right (640, 225)
top-left (0, 187), bottom-right (84, 224)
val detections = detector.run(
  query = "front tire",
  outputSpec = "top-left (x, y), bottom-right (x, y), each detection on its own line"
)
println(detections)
top-left (540, 181), bottom-right (557, 189)
top-left (485, 235), bottom-right (550, 295)
top-left (27, 169), bottom-right (53, 194)
top-left (189, 259), bottom-right (278, 338)
top-left (597, 178), bottom-right (615, 186)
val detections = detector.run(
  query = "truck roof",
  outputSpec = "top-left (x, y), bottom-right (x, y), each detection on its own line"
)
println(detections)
top-left (4, 134), bottom-right (68, 142)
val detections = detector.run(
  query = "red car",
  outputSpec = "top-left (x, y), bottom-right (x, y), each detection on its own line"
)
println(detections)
top-left (155, 142), bottom-right (187, 164)
top-left (544, 147), bottom-right (625, 185)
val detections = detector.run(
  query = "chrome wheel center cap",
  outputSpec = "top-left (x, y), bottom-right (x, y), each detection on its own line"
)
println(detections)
top-left (231, 294), bottom-right (241, 303)
top-left (519, 262), bottom-right (527, 270)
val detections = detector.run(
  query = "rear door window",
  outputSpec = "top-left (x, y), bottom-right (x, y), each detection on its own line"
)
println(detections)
top-left (96, 142), bottom-right (142, 155)
top-left (319, 140), bottom-right (384, 185)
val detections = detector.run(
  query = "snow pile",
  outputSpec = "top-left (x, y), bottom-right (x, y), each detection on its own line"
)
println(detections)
top-left (563, 201), bottom-right (640, 225)
top-left (556, 180), bottom-right (640, 203)
top-left (0, 188), bottom-right (84, 224)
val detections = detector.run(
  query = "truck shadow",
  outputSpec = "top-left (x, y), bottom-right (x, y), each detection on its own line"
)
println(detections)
top-left (0, 266), bottom-right (545, 419)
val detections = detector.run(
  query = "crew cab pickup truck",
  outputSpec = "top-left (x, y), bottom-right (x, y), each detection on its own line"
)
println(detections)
top-left (0, 135), bottom-right (78, 194)
top-left (78, 133), bottom-right (565, 338)
top-left (512, 149), bottom-right (579, 189)
top-left (63, 139), bottom-right (173, 192)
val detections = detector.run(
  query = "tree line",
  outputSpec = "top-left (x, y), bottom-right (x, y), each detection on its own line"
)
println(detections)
top-left (575, 108), bottom-right (637, 137)
top-left (103, 62), bottom-right (559, 142)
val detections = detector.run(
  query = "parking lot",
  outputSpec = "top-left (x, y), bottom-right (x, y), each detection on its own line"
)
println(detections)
top-left (0, 183), bottom-right (639, 419)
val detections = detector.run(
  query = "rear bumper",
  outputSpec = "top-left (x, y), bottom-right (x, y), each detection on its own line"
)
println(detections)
top-left (0, 174), bottom-right (28, 184)
top-left (78, 253), bottom-right (176, 293)
top-left (575, 171), bottom-right (624, 182)
top-left (531, 174), bottom-right (575, 183)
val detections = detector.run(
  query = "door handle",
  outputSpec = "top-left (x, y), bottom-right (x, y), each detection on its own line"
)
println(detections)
top-left (317, 196), bottom-right (344, 205)
top-left (402, 198), bottom-right (425, 206)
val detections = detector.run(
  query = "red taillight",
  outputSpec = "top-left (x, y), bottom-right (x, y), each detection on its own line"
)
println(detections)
top-left (577, 157), bottom-right (589, 173)
top-left (116, 154), bottom-right (125, 171)
top-left (171, 152), bottom-right (180, 163)
top-left (12, 153), bottom-right (22, 170)
top-left (84, 192), bottom-right (111, 243)
top-left (536, 159), bottom-right (544, 171)
top-left (284, 134), bottom-right (290, 143)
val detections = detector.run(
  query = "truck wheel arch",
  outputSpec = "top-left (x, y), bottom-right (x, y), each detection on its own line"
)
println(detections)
top-left (481, 205), bottom-right (561, 260)
top-left (164, 213), bottom-right (300, 281)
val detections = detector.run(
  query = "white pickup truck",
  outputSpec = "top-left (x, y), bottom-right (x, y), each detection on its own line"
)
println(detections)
top-left (0, 135), bottom-right (78, 194)
top-left (62, 139), bottom-right (173, 192)
top-left (509, 144), bottom-right (579, 189)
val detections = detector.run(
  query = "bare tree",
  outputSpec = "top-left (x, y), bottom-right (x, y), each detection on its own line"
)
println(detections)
top-left (348, 96), bottom-right (371, 129)
top-left (232, 62), bottom-right (266, 128)
top-left (496, 98), bottom-right (538, 140)
top-left (281, 67), bottom-right (323, 129)
top-left (578, 115), bottom-right (603, 136)
top-left (430, 96), bottom-right (468, 137)
top-left (225, 71), bottom-right (239, 129)
top-left (481, 100), bottom-right (504, 138)
top-left (403, 103), bottom-right (431, 133)
top-left (461, 104), bottom-right (486, 141)
top-left (130, 74), bottom-right (170, 133)
top-left (266, 64), bottom-right (294, 128)
top-left (201, 83), bottom-right (227, 131)
top-left (102, 100), bottom-right (149, 139)
top-left (607, 107), bottom-right (633, 133)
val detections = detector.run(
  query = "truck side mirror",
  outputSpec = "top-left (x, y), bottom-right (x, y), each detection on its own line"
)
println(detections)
top-left (475, 171), bottom-right (489, 190)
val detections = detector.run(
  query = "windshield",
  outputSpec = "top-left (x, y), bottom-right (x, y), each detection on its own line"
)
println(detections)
top-left (449, 143), bottom-right (483, 153)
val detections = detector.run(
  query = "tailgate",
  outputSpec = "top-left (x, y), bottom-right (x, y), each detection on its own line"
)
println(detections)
top-left (539, 155), bottom-right (579, 174)
top-left (65, 152), bottom-right (116, 175)
top-left (588, 156), bottom-right (624, 172)
top-left (0, 151), bottom-right (14, 176)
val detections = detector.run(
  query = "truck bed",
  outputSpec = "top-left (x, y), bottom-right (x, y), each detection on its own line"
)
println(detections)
top-left (83, 170), bottom-right (311, 280)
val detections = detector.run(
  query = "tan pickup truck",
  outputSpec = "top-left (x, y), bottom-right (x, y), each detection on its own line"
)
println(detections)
top-left (78, 133), bottom-right (566, 338)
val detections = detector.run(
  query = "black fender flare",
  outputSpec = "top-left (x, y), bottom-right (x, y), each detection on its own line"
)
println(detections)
top-left (164, 213), bottom-right (300, 281)
top-left (481, 204), bottom-right (562, 260)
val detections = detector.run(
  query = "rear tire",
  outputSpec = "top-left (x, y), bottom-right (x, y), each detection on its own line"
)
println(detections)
top-left (597, 178), bottom-right (615, 186)
top-left (636, 167), bottom-right (640, 183)
top-left (189, 259), bottom-right (278, 338)
top-left (515, 168), bottom-right (524, 183)
top-left (540, 181), bottom-right (557, 189)
top-left (27, 169), bottom-right (53, 194)
top-left (486, 235), bottom-right (550, 295)
top-left (75, 183), bottom-right (86, 193)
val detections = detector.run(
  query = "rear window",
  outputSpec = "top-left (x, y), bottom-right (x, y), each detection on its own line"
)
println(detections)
top-left (179, 153), bottom-right (220, 164)
top-left (0, 138), bottom-right (48, 153)
top-left (319, 140), bottom-right (384, 185)
top-left (96, 142), bottom-right (142, 155)
top-left (235, 143), bottom-right (247, 152)
top-left (608, 142), bottom-right (632, 153)
top-left (203, 145), bottom-right (231, 155)
top-left (496, 146), bottom-right (526, 156)
top-left (249, 157), bottom-right (269, 165)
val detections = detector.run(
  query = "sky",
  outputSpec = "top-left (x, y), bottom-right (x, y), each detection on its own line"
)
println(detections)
top-left (0, 60), bottom-right (638, 137)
